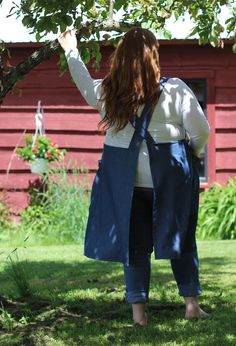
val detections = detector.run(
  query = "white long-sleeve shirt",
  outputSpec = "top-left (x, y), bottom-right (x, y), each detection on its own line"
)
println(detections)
top-left (65, 48), bottom-right (210, 188)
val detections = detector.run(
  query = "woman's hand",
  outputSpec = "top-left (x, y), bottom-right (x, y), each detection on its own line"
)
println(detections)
top-left (58, 29), bottom-right (77, 52)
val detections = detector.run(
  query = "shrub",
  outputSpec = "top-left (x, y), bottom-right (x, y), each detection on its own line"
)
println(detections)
top-left (197, 177), bottom-right (236, 240)
top-left (20, 205), bottom-right (51, 241)
top-left (20, 168), bottom-right (90, 245)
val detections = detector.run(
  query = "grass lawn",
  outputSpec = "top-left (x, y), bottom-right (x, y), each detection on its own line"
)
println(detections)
top-left (0, 240), bottom-right (235, 346)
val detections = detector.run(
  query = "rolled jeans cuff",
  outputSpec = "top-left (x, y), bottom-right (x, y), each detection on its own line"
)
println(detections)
top-left (178, 282), bottom-right (202, 297)
top-left (125, 290), bottom-right (148, 304)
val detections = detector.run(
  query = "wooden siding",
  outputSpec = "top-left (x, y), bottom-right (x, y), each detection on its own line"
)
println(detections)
top-left (1, 45), bottom-right (109, 212)
top-left (1, 41), bottom-right (236, 212)
top-left (213, 48), bottom-right (236, 185)
top-left (215, 104), bottom-right (236, 185)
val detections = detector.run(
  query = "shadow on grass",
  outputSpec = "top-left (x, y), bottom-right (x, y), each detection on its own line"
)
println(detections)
top-left (0, 256), bottom-right (235, 346)
top-left (0, 293), bottom-right (235, 346)
top-left (1, 255), bottom-right (235, 303)
top-left (200, 255), bottom-right (236, 267)
top-left (0, 259), bottom-right (174, 301)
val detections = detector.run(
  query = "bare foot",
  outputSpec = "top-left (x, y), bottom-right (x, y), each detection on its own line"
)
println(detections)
top-left (133, 312), bottom-right (148, 326)
top-left (132, 303), bottom-right (148, 326)
top-left (185, 307), bottom-right (210, 320)
top-left (184, 297), bottom-right (210, 320)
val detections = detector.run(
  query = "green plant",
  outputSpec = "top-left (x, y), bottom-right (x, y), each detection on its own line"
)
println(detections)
top-left (19, 168), bottom-right (90, 245)
top-left (17, 135), bottom-right (66, 163)
top-left (197, 177), bottom-right (236, 240)
top-left (27, 176), bottom-right (49, 206)
top-left (0, 303), bottom-right (15, 331)
top-left (20, 205), bottom-right (51, 239)
top-left (19, 315), bottom-right (30, 325)
top-left (0, 191), bottom-right (11, 229)
top-left (6, 250), bottom-right (32, 299)
top-left (44, 170), bottom-right (90, 244)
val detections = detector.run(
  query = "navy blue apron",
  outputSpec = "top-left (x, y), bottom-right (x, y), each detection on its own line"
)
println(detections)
top-left (84, 77), bottom-right (199, 265)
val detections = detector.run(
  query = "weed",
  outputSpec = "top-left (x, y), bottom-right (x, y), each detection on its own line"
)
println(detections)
top-left (0, 303), bottom-right (15, 331)
top-left (6, 249), bottom-right (32, 299)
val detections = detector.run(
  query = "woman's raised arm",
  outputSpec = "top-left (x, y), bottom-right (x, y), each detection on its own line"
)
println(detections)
top-left (58, 30), bottom-right (102, 110)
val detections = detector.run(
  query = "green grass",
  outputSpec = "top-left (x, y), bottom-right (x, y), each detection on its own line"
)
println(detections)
top-left (0, 241), bottom-right (235, 346)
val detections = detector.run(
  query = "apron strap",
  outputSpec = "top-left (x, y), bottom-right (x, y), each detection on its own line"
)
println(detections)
top-left (129, 101), bottom-right (153, 149)
top-left (129, 77), bottom-right (169, 149)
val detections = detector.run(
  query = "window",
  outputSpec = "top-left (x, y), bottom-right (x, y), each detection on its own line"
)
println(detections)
top-left (183, 79), bottom-right (208, 181)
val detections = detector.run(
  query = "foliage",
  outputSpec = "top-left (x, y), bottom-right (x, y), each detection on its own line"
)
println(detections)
top-left (5, 250), bottom-right (32, 299)
top-left (10, 0), bottom-right (236, 48)
top-left (19, 168), bottom-right (90, 245)
top-left (27, 176), bottom-right (49, 206)
top-left (17, 134), bottom-right (66, 163)
top-left (197, 177), bottom-right (236, 240)
top-left (1, 172), bottom-right (235, 245)
top-left (20, 205), bottom-right (51, 239)
top-left (1, 1), bottom-right (235, 104)
top-left (0, 168), bottom-right (90, 246)
top-left (0, 304), bottom-right (15, 331)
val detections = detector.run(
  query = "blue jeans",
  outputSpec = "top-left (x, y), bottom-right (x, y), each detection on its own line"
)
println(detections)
top-left (124, 187), bottom-right (202, 304)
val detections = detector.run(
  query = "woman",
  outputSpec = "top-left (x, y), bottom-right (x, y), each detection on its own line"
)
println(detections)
top-left (58, 27), bottom-right (210, 326)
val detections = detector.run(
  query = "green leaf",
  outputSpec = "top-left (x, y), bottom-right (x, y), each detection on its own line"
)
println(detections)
top-left (233, 43), bottom-right (236, 54)
top-left (60, 23), bottom-right (67, 33)
top-left (162, 28), bottom-right (172, 39)
top-left (35, 32), bottom-right (41, 42)
top-left (187, 26), bottom-right (199, 38)
top-left (51, 24), bottom-right (58, 34)
top-left (75, 17), bottom-right (82, 29)
top-left (210, 35), bottom-right (219, 47)
top-left (64, 15), bottom-right (73, 26)
top-left (225, 17), bottom-right (233, 25)
top-left (22, 15), bottom-right (31, 27)
top-left (114, 0), bottom-right (125, 11)
top-left (158, 9), bottom-right (171, 19)
top-left (79, 46), bottom-right (91, 64)
top-left (199, 36), bottom-right (208, 45)
top-left (85, 0), bottom-right (95, 11)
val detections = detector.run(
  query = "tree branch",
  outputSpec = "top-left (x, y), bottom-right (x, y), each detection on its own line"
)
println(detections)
top-left (0, 20), bottom-right (135, 104)
top-left (107, 0), bottom-right (114, 27)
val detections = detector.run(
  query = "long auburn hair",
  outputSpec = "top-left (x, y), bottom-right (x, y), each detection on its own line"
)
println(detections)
top-left (99, 27), bottom-right (161, 133)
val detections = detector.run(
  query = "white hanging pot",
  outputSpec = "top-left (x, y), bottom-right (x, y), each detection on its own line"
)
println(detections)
top-left (30, 158), bottom-right (48, 174)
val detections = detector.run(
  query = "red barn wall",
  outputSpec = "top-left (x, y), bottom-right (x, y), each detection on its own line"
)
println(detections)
top-left (1, 41), bottom-right (236, 213)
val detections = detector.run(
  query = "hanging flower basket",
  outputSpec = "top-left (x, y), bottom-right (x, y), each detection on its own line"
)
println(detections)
top-left (17, 135), bottom-right (66, 175)
top-left (30, 158), bottom-right (49, 174)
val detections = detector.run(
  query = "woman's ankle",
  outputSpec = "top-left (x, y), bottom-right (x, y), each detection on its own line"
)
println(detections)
top-left (184, 296), bottom-right (199, 307)
top-left (132, 302), bottom-right (147, 325)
